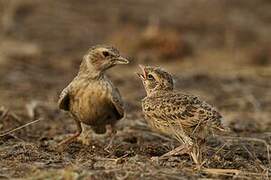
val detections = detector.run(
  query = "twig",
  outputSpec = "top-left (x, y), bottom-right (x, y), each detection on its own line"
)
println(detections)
top-left (202, 168), bottom-right (269, 178)
top-left (202, 168), bottom-right (241, 176)
top-left (0, 118), bottom-right (43, 137)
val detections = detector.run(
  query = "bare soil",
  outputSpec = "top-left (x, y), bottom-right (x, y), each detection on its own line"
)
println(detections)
top-left (0, 0), bottom-right (271, 179)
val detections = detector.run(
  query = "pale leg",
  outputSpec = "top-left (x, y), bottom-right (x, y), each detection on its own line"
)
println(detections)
top-left (104, 124), bottom-right (117, 151)
top-left (78, 123), bottom-right (92, 145)
top-left (161, 144), bottom-right (191, 158)
top-left (161, 131), bottom-right (192, 158)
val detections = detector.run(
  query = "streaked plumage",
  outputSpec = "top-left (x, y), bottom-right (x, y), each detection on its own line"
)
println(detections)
top-left (137, 65), bottom-right (225, 165)
top-left (142, 92), bottom-right (223, 145)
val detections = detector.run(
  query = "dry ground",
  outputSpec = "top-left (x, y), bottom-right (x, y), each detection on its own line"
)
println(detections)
top-left (0, 0), bottom-right (271, 179)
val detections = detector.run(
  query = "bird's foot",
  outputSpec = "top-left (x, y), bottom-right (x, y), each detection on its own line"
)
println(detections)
top-left (78, 132), bottom-right (92, 146)
top-left (78, 137), bottom-right (91, 146)
top-left (104, 142), bottom-right (113, 153)
top-left (158, 145), bottom-right (191, 160)
top-left (189, 144), bottom-right (206, 168)
top-left (104, 125), bottom-right (117, 152)
top-left (104, 134), bottom-right (115, 152)
top-left (77, 123), bottom-right (93, 146)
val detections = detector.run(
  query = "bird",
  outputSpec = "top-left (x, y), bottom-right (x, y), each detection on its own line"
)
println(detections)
top-left (57, 45), bottom-right (129, 149)
top-left (137, 65), bottom-right (225, 166)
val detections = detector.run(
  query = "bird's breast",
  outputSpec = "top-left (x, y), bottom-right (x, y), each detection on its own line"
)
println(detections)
top-left (142, 99), bottom-right (185, 138)
top-left (70, 81), bottom-right (114, 125)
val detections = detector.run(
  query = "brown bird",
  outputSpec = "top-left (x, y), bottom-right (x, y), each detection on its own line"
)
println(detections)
top-left (137, 65), bottom-right (225, 165)
top-left (57, 45), bottom-right (129, 149)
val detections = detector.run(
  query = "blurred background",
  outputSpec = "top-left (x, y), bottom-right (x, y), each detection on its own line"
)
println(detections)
top-left (0, 0), bottom-right (271, 179)
top-left (1, 0), bottom-right (270, 127)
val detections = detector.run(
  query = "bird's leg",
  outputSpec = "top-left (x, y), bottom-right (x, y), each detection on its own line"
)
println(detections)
top-left (104, 124), bottom-right (117, 151)
top-left (161, 144), bottom-right (190, 158)
top-left (190, 140), bottom-right (205, 169)
top-left (198, 139), bottom-right (207, 167)
top-left (78, 123), bottom-right (92, 145)
top-left (190, 145), bottom-right (200, 166)
top-left (160, 132), bottom-right (193, 159)
top-left (57, 120), bottom-right (82, 149)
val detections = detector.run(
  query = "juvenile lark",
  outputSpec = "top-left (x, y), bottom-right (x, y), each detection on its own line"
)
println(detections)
top-left (137, 65), bottom-right (225, 165)
top-left (58, 45), bottom-right (129, 148)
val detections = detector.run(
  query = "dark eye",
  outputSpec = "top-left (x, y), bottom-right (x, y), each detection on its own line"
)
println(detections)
top-left (147, 74), bottom-right (154, 80)
top-left (102, 51), bottom-right (110, 57)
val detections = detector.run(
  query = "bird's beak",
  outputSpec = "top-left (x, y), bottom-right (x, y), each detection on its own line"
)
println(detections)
top-left (137, 64), bottom-right (147, 80)
top-left (114, 56), bottom-right (130, 65)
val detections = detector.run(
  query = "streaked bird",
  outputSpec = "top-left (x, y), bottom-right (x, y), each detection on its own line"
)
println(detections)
top-left (137, 65), bottom-right (225, 165)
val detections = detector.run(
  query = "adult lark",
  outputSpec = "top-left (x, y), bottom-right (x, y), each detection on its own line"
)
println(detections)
top-left (58, 45), bottom-right (129, 149)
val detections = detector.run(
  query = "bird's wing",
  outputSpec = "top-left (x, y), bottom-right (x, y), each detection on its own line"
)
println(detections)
top-left (109, 86), bottom-right (125, 119)
top-left (58, 83), bottom-right (72, 111)
top-left (104, 76), bottom-right (125, 120)
top-left (143, 92), bottom-right (222, 130)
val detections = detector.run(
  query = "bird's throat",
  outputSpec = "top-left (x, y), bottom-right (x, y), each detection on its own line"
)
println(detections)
top-left (78, 60), bottom-right (104, 80)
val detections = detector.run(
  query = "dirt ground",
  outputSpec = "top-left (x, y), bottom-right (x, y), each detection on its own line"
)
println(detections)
top-left (0, 0), bottom-right (271, 179)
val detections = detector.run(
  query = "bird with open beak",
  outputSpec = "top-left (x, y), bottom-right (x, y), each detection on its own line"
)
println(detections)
top-left (137, 64), bottom-right (225, 166)
top-left (57, 45), bottom-right (129, 150)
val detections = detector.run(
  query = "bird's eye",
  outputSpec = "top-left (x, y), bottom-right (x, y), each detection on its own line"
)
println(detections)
top-left (102, 51), bottom-right (110, 57)
top-left (147, 74), bottom-right (154, 80)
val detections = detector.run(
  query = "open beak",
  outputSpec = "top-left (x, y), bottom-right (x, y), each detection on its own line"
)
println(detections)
top-left (137, 64), bottom-right (147, 80)
top-left (114, 56), bottom-right (130, 65)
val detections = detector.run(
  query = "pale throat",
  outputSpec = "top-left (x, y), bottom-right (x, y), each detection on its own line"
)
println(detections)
top-left (147, 84), bottom-right (173, 96)
top-left (78, 58), bottom-right (104, 79)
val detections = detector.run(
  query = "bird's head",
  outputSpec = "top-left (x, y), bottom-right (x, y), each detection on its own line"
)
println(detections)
top-left (80, 45), bottom-right (129, 77)
top-left (137, 65), bottom-right (174, 96)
